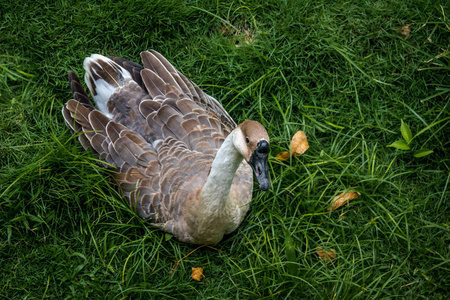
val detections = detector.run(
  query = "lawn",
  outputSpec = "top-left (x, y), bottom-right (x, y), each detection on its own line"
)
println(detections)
top-left (1, 0), bottom-right (449, 298)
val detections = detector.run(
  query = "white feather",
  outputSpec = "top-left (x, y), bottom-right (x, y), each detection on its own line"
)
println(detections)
top-left (83, 55), bottom-right (132, 118)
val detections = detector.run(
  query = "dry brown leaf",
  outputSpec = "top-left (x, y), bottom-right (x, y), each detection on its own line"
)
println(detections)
top-left (290, 130), bottom-right (309, 155)
top-left (397, 25), bottom-right (411, 37)
top-left (328, 189), bottom-right (361, 211)
top-left (170, 245), bottom-right (218, 276)
top-left (191, 267), bottom-right (205, 281)
top-left (316, 247), bottom-right (337, 262)
top-left (275, 152), bottom-right (291, 161)
top-left (275, 131), bottom-right (309, 161)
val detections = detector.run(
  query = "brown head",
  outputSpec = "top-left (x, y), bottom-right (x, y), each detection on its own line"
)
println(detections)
top-left (233, 120), bottom-right (270, 191)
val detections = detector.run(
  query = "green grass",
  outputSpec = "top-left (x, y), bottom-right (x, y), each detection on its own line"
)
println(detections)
top-left (1, 0), bottom-right (449, 298)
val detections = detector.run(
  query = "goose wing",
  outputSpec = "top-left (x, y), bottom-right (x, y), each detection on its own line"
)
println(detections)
top-left (110, 50), bottom-right (237, 131)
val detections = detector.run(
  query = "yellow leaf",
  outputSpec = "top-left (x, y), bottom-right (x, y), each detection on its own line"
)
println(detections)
top-left (191, 267), bottom-right (205, 281)
top-left (290, 131), bottom-right (309, 156)
top-left (316, 247), bottom-right (337, 262)
top-left (328, 189), bottom-right (361, 211)
top-left (275, 130), bottom-right (309, 161)
top-left (275, 152), bottom-right (291, 161)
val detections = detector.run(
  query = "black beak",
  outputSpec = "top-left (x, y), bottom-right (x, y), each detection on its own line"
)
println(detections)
top-left (248, 140), bottom-right (270, 191)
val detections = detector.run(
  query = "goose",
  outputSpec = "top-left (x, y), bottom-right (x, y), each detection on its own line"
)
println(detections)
top-left (62, 50), bottom-right (270, 245)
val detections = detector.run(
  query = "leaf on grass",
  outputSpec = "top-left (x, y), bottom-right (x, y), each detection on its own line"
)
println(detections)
top-left (171, 245), bottom-right (217, 276)
top-left (316, 247), bottom-right (337, 262)
top-left (275, 152), bottom-right (291, 161)
top-left (387, 139), bottom-right (411, 150)
top-left (290, 130), bottom-right (309, 155)
top-left (275, 131), bottom-right (309, 161)
top-left (400, 120), bottom-right (413, 144)
top-left (413, 148), bottom-right (433, 158)
top-left (328, 189), bottom-right (361, 211)
top-left (191, 267), bottom-right (205, 281)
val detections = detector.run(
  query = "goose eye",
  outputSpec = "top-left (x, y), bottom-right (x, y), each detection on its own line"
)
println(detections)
top-left (246, 137), bottom-right (249, 143)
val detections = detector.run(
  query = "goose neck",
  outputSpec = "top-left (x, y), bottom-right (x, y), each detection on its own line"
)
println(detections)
top-left (200, 131), bottom-right (243, 204)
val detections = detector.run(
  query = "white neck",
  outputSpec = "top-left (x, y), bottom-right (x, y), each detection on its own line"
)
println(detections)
top-left (199, 131), bottom-right (243, 207)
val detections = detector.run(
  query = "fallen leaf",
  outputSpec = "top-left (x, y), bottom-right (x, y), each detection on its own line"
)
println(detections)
top-left (328, 189), bottom-right (361, 211)
top-left (290, 131), bottom-right (309, 155)
top-left (316, 247), bottom-right (337, 262)
top-left (191, 267), bottom-right (205, 281)
top-left (170, 245), bottom-right (218, 276)
top-left (397, 25), bottom-right (411, 37)
top-left (275, 152), bottom-right (291, 161)
top-left (275, 131), bottom-right (309, 161)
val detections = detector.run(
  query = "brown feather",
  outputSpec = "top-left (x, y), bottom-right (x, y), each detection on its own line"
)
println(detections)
top-left (141, 69), bottom-right (165, 98)
top-left (141, 51), bottom-right (180, 90)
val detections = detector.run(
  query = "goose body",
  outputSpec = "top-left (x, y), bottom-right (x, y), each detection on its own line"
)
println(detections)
top-left (62, 50), bottom-right (270, 244)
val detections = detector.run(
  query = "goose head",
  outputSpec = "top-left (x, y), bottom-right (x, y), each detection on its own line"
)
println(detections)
top-left (233, 120), bottom-right (271, 191)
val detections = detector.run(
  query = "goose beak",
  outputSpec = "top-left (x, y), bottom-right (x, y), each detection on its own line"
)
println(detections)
top-left (248, 140), bottom-right (270, 191)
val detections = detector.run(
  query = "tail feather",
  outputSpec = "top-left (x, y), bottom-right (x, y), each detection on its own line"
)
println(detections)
top-left (68, 71), bottom-right (95, 110)
top-left (83, 54), bottom-right (133, 117)
top-left (109, 56), bottom-right (146, 93)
